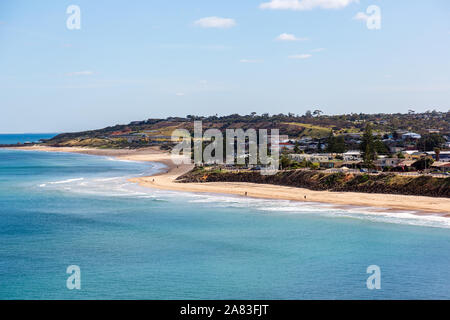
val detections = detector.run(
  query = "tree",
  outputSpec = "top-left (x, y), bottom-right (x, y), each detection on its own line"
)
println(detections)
top-left (417, 134), bottom-right (445, 151)
top-left (326, 131), bottom-right (346, 153)
top-left (305, 110), bottom-right (312, 118)
top-left (434, 148), bottom-right (441, 162)
top-left (280, 155), bottom-right (292, 170)
top-left (374, 139), bottom-right (389, 155)
top-left (360, 124), bottom-right (376, 168)
top-left (313, 109), bottom-right (323, 117)
top-left (317, 139), bottom-right (323, 152)
top-left (309, 162), bottom-right (320, 170)
top-left (412, 158), bottom-right (434, 171)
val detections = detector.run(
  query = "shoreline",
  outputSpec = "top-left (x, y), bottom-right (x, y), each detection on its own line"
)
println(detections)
top-left (4, 145), bottom-right (450, 216)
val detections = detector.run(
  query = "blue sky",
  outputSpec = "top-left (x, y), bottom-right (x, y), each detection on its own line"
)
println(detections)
top-left (0, 0), bottom-right (449, 133)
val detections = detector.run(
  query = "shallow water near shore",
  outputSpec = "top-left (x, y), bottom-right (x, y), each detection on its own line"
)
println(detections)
top-left (0, 149), bottom-right (449, 299)
top-left (0, 133), bottom-right (57, 145)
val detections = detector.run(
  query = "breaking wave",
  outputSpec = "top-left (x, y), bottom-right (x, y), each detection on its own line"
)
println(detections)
top-left (35, 156), bottom-right (450, 230)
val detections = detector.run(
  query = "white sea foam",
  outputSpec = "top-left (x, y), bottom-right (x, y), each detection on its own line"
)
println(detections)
top-left (105, 157), bottom-right (142, 164)
top-left (180, 192), bottom-right (450, 229)
top-left (35, 161), bottom-right (450, 229)
top-left (94, 177), bottom-right (123, 182)
top-left (47, 178), bottom-right (84, 185)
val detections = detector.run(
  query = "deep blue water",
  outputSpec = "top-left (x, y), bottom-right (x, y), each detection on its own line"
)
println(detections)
top-left (0, 147), bottom-right (449, 299)
top-left (0, 133), bottom-right (58, 145)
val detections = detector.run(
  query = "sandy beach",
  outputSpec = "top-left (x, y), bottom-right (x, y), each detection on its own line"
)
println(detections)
top-left (5, 145), bottom-right (450, 216)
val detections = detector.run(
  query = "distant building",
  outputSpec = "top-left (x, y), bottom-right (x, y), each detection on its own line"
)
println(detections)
top-left (278, 142), bottom-right (295, 151)
top-left (375, 158), bottom-right (402, 169)
top-left (129, 121), bottom-right (145, 126)
top-left (426, 151), bottom-right (450, 162)
top-left (431, 162), bottom-right (450, 172)
top-left (343, 150), bottom-right (362, 161)
top-left (289, 154), bottom-right (331, 163)
top-left (402, 150), bottom-right (425, 159)
top-left (296, 136), bottom-right (313, 144)
top-left (268, 135), bottom-right (289, 142)
top-left (402, 132), bottom-right (421, 140)
top-left (397, 160), bottom-right (416, 169)
top-left (390, 146), bottom-right (404, 154)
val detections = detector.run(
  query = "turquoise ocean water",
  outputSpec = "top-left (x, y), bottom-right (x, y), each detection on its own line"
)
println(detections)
top-left (0, 133), bottom-right (57, 145)
top-left (0, 140), bottom-right (449, 299)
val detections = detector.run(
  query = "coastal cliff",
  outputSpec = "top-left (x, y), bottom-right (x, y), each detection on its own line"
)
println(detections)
top-left (177, 169), bottom-right (450, 198)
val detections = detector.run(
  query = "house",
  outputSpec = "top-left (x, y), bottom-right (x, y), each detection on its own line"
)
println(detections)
top-left (402, 150), bottom-right (425, 159)
top-left (304, 142), bottom-right (319, 150)
top-left (289, 154), bottom-right (331, 163)
top-left (397, 160), bottom-right (416, 169)
top-left (390, 146), bottom-right (404, 154)
top-left (110, 129), bottom-right (132, 136)
top-left (279, 142), bottom-right (295, 151)
top-left (268, 135), bottom-right (289, 142)
top-left (426, 151), bottom-right (450, 162)
top-left (319, 161), bottom-right (337, 169)
top-left (319, 160), bottom-right (343, 169)
top-left (343, 150), bottom-right (362, 161)
top-left (296, 136), bottom-right (313, 144)
top-left (374, 158), bottom-right (402, 169)
top-left (431, 162), bottom-right (450, 172)
top-left (402, 132), bottom-right (421, 140)
top-left (342, 133), bottom-right (362, 139)
top-left (319, 160), bottom-right (359, 169)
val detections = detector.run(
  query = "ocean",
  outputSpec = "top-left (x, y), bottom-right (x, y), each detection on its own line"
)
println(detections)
top-left (0, 133), bottom-right (58, 145)
top-left (0, 142), bottom-right (449, 299)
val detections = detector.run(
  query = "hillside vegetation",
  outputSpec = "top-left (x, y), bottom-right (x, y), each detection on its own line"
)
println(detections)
top-left (40, 111), bottom-right (449, 149)
top-left (178, 168), bottom-right (450, 198)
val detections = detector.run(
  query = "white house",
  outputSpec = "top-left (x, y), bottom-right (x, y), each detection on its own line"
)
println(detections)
top-left (343, 150), bottom-right (362, 161)
top-left (402, 132), bottom-right (421, 140)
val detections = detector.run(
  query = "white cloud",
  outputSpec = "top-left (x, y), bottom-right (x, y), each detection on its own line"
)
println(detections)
top-left (289, 54), bottom-right (312, 59)
top-left (66, 71), bottom-right (94, 76)
top-left (175, 92), bottom-right (185, 96)
top-left (353, 12), bottom-right (369, 21)
top-left (260, 0), bottom-right (358, 11)
top-left (240, 59), bottom-right (264, 63)
top-left (276, 33), bottom-right (308, 41)
top-left (194, 17), bottom-right (236, 29)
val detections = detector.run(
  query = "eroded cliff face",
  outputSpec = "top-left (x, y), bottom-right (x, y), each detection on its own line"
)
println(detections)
top-left (177, 169), bottom-right (450, 198)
